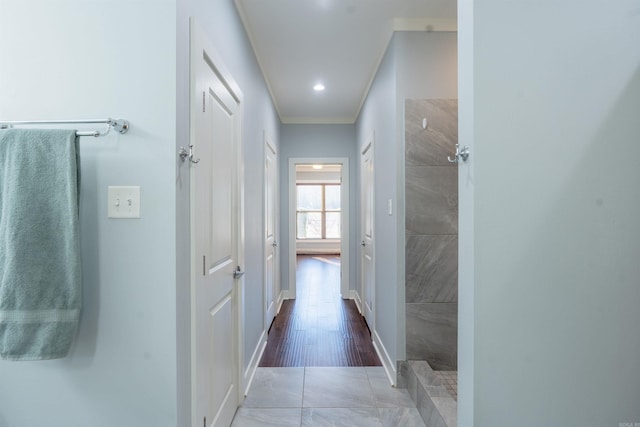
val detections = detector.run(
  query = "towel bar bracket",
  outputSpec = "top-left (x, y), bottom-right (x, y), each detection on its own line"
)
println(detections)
top-left (109, 119), bottom-right (129, 134)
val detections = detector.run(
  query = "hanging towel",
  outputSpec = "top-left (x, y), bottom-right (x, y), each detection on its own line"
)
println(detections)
top-left (0, 129), bottom-right (81, 360)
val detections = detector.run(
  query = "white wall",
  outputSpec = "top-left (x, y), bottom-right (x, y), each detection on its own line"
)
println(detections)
top-left (279, 124), bottom-right (358, 293)
top-left (460, 1), bottom-right (640, 425)
top-left (0, 1), bottom-right (178, 426)
top-left (176, 0), bottom-right (280, 423)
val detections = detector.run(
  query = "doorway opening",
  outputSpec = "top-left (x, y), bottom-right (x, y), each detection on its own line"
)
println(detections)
top-left (286, 158), bottom-right (350, 299)
top-left (295, 164), bottom-right (342, 291)
top-left (257, 157), bottom-right (381, 367)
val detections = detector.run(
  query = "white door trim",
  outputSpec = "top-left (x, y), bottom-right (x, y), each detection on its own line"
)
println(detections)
top-left (359, 135), bottom-right (375, 332)
top-left (189, 18), bottom-right (245, 426)
top-left (264, 133), bottom-right (278, 329)
top-left (288, 157), bottom-right (350, 299)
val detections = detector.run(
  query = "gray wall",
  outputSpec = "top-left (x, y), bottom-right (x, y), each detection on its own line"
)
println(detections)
top-left (405, 99), bottom-right (458, 370)
top-left (459, 0), bottom-right (640, 424)
top-left (279, 124), bottom-right (358, 293)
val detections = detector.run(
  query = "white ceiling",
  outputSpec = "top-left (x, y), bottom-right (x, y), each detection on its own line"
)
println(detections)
top-left (234, 0), bottom-right (457, 124)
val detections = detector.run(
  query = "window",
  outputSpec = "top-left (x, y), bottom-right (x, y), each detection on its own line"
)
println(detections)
top-left (296, 184), bottom-right (341, 239)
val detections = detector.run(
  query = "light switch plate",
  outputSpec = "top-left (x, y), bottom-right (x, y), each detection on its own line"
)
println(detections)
top-left (108, 186), bottom-right (140, 219)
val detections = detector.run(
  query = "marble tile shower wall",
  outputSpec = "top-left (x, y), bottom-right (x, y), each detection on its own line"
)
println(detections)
top-left (405, 99), bottom-right (458, 370)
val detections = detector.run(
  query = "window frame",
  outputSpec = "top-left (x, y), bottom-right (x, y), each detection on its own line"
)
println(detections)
top-left (295, 183), bottom-right (341, 240)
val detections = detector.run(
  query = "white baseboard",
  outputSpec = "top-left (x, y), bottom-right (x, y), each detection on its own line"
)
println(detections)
top-left (276, 290), bottom-right (286, 314)
top-left (373, 329), bottom-right (397, 386)
top-left (350, 290), bottom-right (362, 314)
top-left (243, 329), bottom-right (267, 397)
top-left (280, 289), bottom-right (293, 300)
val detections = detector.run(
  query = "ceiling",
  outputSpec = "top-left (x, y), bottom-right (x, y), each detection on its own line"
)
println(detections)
top-left (234, 0), bottom-right (457, 124)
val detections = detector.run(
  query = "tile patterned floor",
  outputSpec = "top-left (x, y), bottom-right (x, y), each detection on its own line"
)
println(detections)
top-left (434, 371), bottom-right (457, 401)
top-left (232, 367), bottom-right (425, 427)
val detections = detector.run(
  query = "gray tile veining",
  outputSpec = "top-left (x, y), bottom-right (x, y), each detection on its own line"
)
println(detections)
top-left (303, 367), bottom-right (375, 408)
top-left (406, 304), bottom-right (458, 370)
top-left (366, 367), bottom-right (415, 408)
top-left (416, 383), bottom-right (447, 427)
top-left (241, 367), bottom-right (304, 408)
top-left (406, 234), bottom-right (458, 303)
top-left (233, 367), bottom-right (427, 427)
top-left (408, 360), bottom-right (448, 390)
top-left (378, 408), bottom-right (426, 427)
top-left (403, 96), bottom-right (459, 425)
top-left (405, 359), bottom-right (457, 427)
top-left (405, 166), bottom-right (458, 235)
top-left (405, 99), bottom-right (459, 167)
top-left (426, 385), bottom-right (451, 398)
top-left (231, 408), bottom-right (301, 427)
top-left (407, 364), bottom-right (418, 403)
top-left (301, 408), bottom-right (382, 427)
top-left (431, 397), bottom-right (457, 427)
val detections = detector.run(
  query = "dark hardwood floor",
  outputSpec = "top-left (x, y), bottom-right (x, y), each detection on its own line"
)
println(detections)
top-left (259, 255), bottom-right (382, 367)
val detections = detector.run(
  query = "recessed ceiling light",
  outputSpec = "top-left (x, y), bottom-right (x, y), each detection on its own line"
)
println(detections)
top-left (312, 164), bottom-right (323, 170)
top-left (313, 83), bottom-right (325, 92)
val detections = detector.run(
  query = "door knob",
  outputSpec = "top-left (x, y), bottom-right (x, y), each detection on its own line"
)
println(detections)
top-left (361, 241), bottom-right (366, 247)
top-left (272, 241), bottom-right (278, 247)
top-left (233, 266), bottom-right (245, 279)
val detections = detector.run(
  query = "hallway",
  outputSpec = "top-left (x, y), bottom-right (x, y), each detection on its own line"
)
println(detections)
top-left (260, 255), bottom-right (381, 367)
top-left (234, 256), bottom-right (423, 426)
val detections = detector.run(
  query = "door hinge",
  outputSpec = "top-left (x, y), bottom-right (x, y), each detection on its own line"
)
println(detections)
top-left (202, 91), bottom-right (206, 112)
top-left (203, 255), bottom-right (206, 276)
top-left (203, 416), bottom-right (206, 427)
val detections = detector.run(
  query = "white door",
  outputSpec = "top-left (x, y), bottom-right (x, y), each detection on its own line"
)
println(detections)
top-left (360, 138), bottom-right (375, 330)
top-left (264, 139), bottom-right (278, 327)
top-left (191, 22), bottom-right (242, 427)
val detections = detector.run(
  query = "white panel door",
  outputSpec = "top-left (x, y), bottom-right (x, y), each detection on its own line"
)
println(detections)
top-left (360, 138), bottom-right (375, 330)
top-left (191, 24), bottom-right (241, 427)
top-left (264, 139), bottom-right (278, 327)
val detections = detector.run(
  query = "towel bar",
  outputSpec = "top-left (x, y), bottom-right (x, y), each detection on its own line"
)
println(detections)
top-left (0, 118), bottom-right (129, 137)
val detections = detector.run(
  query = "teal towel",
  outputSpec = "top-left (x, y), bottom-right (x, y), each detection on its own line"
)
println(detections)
top-left (0, 129), bottom-right (81, 361)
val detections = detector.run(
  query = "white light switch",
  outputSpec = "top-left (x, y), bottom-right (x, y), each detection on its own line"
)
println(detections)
top-left (108, 186), bottom-right (140, 219)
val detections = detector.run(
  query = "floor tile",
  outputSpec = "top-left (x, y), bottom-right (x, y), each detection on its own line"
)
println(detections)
top-left (242, 367), bottom-right (304, 408)
top-left (431, 397), bottom-right (457, 427)
top-left (301, 408), bottom-right (381, 427)
top-left (231, 408), bottom-right (301, 427)
top-left (303, 367), bottom-right (375, 408)
top-left (378, 408), bottom-right (426, 427)
top-left (417, 383), bottom-right (446, 427)
top-left (366, 367), bottom-right (415, 408)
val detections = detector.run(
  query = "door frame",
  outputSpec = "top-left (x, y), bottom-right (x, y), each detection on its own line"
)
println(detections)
top-left (288, 157), bottom-right (349, 299)
top-left (264, 133), bottom-right (279, 328)
top-left (189, 18), bottom-right (245, 425)
top-left (359, 136), bottom-right (375, 330)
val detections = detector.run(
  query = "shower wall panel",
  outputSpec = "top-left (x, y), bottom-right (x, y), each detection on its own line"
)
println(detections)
top-left (405, 99), bottom-right (458, 370)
